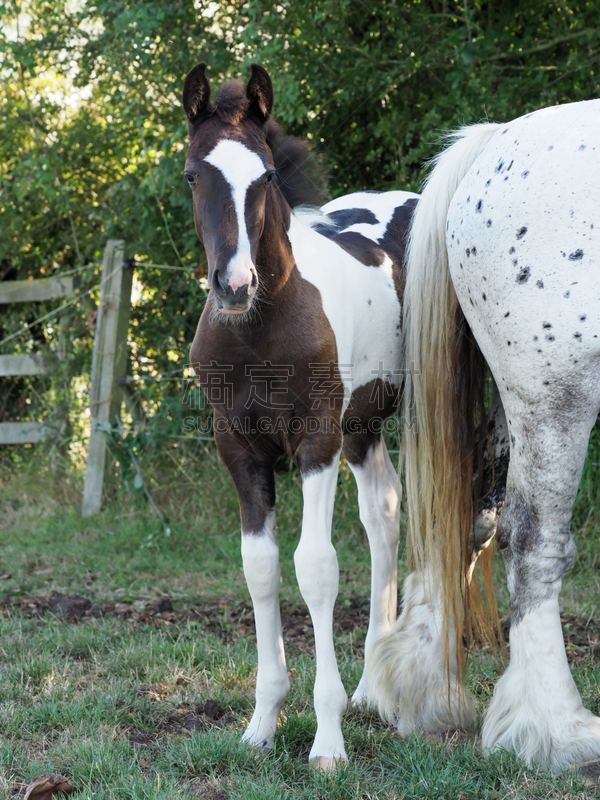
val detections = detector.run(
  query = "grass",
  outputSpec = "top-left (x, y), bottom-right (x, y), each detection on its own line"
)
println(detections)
top-left (1, 424), bottom-right (600, 798)
top-left (1, 612), bottom-right (597, 799)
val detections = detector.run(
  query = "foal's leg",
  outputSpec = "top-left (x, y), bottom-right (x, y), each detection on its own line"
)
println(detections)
top-left (216, 435), bottom-right (289, 750)
top-left (343, 433), bottom-right (400, 704)
top-left (294, 450), bottom-right (348, 768)
top-left (482, 390), bottom-right (600, 772)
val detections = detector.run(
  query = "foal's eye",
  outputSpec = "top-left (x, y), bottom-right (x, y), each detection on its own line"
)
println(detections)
top-left (184, 172), bottom-right (196, 186)
top-left (264, 171), bottom-right (275, 186)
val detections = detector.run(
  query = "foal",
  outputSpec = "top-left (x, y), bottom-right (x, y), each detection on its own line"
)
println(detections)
top-left (183, 62), bottom-right (417, 767)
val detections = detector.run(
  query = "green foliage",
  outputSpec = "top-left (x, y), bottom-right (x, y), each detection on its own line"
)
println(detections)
top-left (1, 0), bottom-right (600, 470)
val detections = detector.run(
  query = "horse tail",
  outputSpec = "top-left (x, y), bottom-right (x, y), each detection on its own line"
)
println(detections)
top-left (366, 123), bottom-right (503, 732)
top-left (404, 123), bottom-right (502, 658)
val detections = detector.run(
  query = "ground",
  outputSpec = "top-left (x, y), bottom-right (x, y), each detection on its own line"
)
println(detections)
top-left (1, 431), bottom-right (600, 799)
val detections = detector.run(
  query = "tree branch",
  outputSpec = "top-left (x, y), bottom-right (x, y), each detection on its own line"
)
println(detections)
top-left (486, 29), bottom-right (593, 61)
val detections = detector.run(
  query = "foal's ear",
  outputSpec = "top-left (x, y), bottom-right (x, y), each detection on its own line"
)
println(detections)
top-left (246, 64), bottom-right (273, 123)
top-left (183, 62), bottom-right (211, 125)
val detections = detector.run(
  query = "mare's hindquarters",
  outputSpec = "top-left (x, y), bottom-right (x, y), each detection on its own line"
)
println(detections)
top-left (448, 101), bottom-right (600, 772)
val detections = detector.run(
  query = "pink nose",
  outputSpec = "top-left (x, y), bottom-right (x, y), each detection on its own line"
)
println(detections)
top-left (228, 260), bottom-right (257, 292)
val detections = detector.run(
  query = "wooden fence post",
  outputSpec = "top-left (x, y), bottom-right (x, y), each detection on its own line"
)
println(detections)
top-left (81, 240), bottom-right (133, 517)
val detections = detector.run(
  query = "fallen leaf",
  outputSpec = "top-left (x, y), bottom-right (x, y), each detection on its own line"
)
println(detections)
top-left (23, 774), bottom-right (76, 799)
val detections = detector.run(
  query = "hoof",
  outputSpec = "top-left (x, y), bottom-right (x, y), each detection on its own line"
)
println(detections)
top-left (350, 692), bottom-right (366, 708)
top-left (251, 742), bottom-right (272, 758)
top-left (310, 756), bottom-right (347, 772)
top-left (351, 677), bottom-right (367, 707)
top-left (241, 736), bottom-right (272, 757)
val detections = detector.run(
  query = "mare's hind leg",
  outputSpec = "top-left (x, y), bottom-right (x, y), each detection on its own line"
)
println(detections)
top-left (216, 432), bottom-right (289, 751)
top-left (343, 433), bottom-right (400, 705)
top-left (367, 568), bottom-right (478, 735)
top-left (482, 389), bottom-right (600, 773)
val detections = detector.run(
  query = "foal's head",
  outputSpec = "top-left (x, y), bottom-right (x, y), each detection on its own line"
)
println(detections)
top-left (182, 63), bottom-right (326, 317)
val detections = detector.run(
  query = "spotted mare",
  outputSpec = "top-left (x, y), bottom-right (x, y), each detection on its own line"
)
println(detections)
top-left (182, 62), bottom-right (418, 768)
top-left (367, 101), bottom-right (600, 774)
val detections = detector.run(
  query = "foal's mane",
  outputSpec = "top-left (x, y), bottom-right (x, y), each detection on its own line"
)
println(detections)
top-left (211, 81), bottom-right (328, 208)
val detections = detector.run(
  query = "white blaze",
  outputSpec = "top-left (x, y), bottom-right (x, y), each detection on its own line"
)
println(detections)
top-left (204, 139), bottom-right (265, 290)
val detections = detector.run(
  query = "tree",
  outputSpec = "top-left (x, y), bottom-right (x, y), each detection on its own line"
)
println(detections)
top-left (1, 0), bottom-right (598, 460)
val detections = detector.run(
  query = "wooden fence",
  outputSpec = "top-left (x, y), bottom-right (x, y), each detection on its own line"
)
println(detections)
top-left (1, 240), bottom-right (138, 517)
top-left (0, 275), bottom-right (72, 445)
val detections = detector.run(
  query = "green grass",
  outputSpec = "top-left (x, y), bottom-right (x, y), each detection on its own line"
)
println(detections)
top-left (1, 612), bottom-right (597, 799)
top-left (0, 448), bottom-right (377, 606)
top-left (1, 426), bottom-right (600, 798)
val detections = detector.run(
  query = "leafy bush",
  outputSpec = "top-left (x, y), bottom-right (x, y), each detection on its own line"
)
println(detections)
top-left (1, 0), bottom-right (598, 475)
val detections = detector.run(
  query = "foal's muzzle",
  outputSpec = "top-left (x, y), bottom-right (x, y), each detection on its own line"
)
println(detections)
top-left (212, 269), bottom-right (258, 314)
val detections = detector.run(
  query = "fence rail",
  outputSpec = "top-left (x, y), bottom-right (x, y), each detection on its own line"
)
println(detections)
top-left (0, 276), bottom-right (73, 445)
top-left (2, 245), bottom-right (194, 515)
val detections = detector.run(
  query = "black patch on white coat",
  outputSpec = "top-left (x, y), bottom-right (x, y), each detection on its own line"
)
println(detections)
top-left (497, 492), bottom-right (577, 625)
top-left (379, 199), bottom-right (418, 261)
top-left (314, 207), bottom-right (378, 236)
top-left (319, 198), bottom-right (417, 280)
top-left (330, 232), bottom-right (386, 267)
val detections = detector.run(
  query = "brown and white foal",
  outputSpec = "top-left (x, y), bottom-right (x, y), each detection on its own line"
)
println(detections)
top-left (183, 62), bottom-right (417, 768)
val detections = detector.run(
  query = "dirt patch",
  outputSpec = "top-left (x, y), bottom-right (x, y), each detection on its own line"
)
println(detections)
top-left (188, 777), bottom-right (229, 800)
top-left (50, 593), bottom-right (92, 619)
top-left (0, 591), bottom-right (371, 655)
top-left (4, 591), bottom-right (600, 663)
top-left (126, 699), bottom-right (238, 747)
